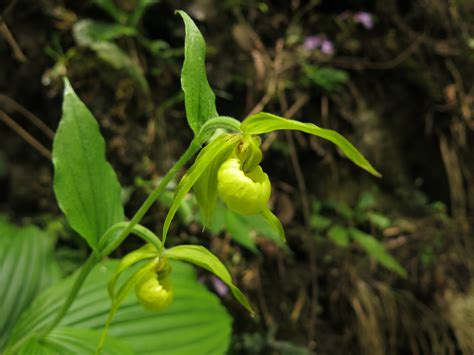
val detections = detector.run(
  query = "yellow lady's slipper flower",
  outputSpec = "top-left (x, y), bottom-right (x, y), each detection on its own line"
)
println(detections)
top-left (217, 156), bottom-right (271, 215)
top-left (135, 258), bottom-right (173, 311)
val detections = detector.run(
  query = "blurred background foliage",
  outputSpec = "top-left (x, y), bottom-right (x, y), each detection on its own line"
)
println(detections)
top-left (0, 0), bottom-right (473, 354)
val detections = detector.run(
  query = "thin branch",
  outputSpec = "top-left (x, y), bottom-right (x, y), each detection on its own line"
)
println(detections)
top-left (279, 92), bottom-right (317, 350)
top-left (0, 22), bottom-right (27, 63)
top-left (261, 94), bottom-right (309, 151)
top-left (0, 110), bottom-right (51, 160)
top-left (0, 94), bottom-right (54, 139)
top-left (255, 267), bottom-right (274, 327)
top-left (0, 0), bottom-right (18, 19)
top-left (333, 35), bottom-right (423, 71)
top-left (247, 39), bottom-right (285, 116)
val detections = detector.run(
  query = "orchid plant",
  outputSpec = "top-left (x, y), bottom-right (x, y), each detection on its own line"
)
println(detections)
top-left (95, 11), bottom-right (380, 349)
top-left (2, 10), bottom-right (381, 355)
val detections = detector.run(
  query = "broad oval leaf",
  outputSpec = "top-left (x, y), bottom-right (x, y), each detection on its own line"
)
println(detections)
top-left (0, 220), bottom-right (60, 350)
top-left (166, 244), bottom-right (254, 315)
top-left (53, 79), bottom-right (125, 251)
top-left (6, 260), bottom-right (232, 355)
top-left (17, 327), bottom-right (132, 355)
top-left (241, 112), bottom-right (381, 177)
top-left (349, 228), bottom-right (407, 278)
top-left (177, 10), bottom-right (219, 135)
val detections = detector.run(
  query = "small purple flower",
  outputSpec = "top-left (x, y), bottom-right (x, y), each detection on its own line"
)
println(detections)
top-left (303, 35), bottom-right (335, 56)
top-left (320, 39), bottom-right (334, 55)
top-left (211, 276), bottom-right (228, 297)
top-left (354, 12), bottom-right (374, 29)
top-left (304, 35), bottom-right (323, 50)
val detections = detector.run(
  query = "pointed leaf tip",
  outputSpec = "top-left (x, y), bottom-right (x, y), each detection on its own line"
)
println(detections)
top-left (177, 10), bottom-right (218, 135)
top-left (166, 244), bottom-right (255, 315)
top-left (261, 208), bottom-right (286, 243)
top-left (63, 77), bottom-right (73, 94)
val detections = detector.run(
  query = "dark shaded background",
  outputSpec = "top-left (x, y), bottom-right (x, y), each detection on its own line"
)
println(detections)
top-left (1, 0), bottom-right (473, 354)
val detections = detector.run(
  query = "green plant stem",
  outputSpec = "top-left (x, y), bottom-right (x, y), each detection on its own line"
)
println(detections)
top-left (11, 128), bottom-right (231, 352)
top-left (197, 116), bottom-right (241, 143)
top-left (100, 138), bottom-right (201, 257)
top-left (13, 138), bottom-right (201, 351)
top-left (43, 253), bottom-right (99, 335)
top-left (5, 118), bottom-right (240, 354)
top-left (98, 222), bottom-right (162, 254)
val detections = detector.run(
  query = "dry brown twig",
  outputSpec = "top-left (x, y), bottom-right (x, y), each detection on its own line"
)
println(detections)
top-left (333, 34), bottom-right (424, 71)
top-left (0, 94), bottom-right (54, 139)
top-left (0, 22), bottom-right (26, 63)
top-left (0, 110), bottom-right (51, 160)
top-left (0, 0), bottom-right (27, 63)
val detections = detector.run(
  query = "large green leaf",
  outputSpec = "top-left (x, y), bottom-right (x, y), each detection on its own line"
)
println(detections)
top-left (6, 260), bottom-right (232, 354)
top-left (53, 79), bottom-right (125, 251)
top-left (162, 133), bottom-right (240, 244)
top-left (17, 327), bottom-right (132, 355)
top-left (349, 228), bottom-right (407, 277)
top-left (0, 220), bottom-right (60, 350)
top-left (177, 10), bottom-right (219, 135)
top-left (166, 244), bottom-right (254, 314)
top-left (241, 112), bottom-right (381, 177)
